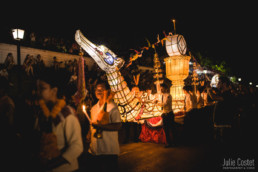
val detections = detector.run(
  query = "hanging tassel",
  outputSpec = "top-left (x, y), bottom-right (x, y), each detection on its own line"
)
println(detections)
top-left (73, 50), bottom-right (88, 105)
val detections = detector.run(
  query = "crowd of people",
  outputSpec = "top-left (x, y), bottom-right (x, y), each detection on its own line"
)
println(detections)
top-left (2, 52), bottom-right (80, 77)
top-left (1, 66), bottom-right (123, 171)
top-left (181, 76), bottom-right (257, 145)
top-left (0, 49), bottom-right (257, 171)
top-left (1, 31), bottom-right (80, 55)
top-left (0, 50), bottom-right (157, 171)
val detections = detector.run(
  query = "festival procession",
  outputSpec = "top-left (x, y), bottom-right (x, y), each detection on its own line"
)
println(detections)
top-left (0, 8), bottom-right (257, 172)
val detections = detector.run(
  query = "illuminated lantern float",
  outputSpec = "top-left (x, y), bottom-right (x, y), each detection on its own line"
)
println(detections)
top-left (164, 33), bottom-right (190, 113)
top-left (75, 30), bottom-right (163, 122)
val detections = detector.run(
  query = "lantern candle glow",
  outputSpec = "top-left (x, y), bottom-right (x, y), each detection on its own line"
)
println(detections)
top-left (82, 105), bottom-right (92, 123)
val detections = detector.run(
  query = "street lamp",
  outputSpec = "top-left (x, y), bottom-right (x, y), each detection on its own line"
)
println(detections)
top-left (12, 29), bottom-right (24, 97)
top-left (12, 29), bottom-right (25, 65)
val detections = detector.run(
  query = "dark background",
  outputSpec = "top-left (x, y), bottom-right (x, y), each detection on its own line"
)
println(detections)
top-left (1, 2), bottom-right (257, 84)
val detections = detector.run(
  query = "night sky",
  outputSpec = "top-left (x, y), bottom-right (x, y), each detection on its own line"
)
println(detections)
top-left (1, 2), bottom-right (257, 84)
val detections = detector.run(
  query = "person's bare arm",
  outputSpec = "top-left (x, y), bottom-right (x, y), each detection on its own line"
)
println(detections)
top-left (92, 122), bottom-right (122, 131)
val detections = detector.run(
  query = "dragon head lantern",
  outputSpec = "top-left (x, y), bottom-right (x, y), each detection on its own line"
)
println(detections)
top-left (75, 30), bottom-right (124, 73)
top-left (75, 30), bottom-right (163, 122)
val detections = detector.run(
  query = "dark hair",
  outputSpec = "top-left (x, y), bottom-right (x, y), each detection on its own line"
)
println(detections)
top-left (219, 76), bottom-right (231, 86)
top-left (0, 76), bottom-right (9, 91)
top-left (160, 83), bottom-right (168, 89)
top-left (183, 85), bottom-right (188, 91)
top-left (198, 86), bottom-right (205, 93)
top-left (183, 85), bottom-right (192, 92)
top-left (94, 80), bottom-right (110, 91)
top-left (145, 82), bottom-right (154, 90)
top-left (64, 82), bottom-right (77, 103)
top-left (36, 67), bottom-right (71, 98)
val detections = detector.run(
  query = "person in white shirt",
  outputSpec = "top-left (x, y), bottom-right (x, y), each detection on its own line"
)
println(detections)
top-left (88, 81), bottom-right (121, 172)
top-left (35, 68), bottom-right (83, 172)
top-left (155, 84), bottom-right (178, 148)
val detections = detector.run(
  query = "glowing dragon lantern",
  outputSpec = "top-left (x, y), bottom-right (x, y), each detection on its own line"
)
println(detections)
top-left (75, 30), bottom-right (163, 122)
top-left (164, 32), bottom-right (190, 113)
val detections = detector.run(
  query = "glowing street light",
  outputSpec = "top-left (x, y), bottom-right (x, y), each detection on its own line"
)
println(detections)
top-left (238, 78), bottom-right (241, 82)
top-left (12, 29), bottom-right (25, 65)
top-left (12, 28), bottom-right (24, 96)
top-left (12, 29), bottom-right (24, 40)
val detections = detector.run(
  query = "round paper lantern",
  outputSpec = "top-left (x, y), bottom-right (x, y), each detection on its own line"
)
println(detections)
top-left (165, 33), bottom-right (187, 56)
top-left (210, 74), bottom-right (219, 88)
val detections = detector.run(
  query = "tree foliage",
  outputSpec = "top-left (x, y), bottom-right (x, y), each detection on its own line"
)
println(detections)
top-left (194, 51), bottom-right (230, 75)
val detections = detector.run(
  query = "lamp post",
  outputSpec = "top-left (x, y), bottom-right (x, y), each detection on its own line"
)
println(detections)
top-left (12, 29), bottom-right (25, 65)
top-left (12, 29), bottom-right (24, 97)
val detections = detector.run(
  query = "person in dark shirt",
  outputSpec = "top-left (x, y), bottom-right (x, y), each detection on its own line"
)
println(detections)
top-left (213, 76), bottom-right (236, 125)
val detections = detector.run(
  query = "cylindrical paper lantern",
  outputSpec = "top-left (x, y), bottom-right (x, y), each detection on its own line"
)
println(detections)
top-left (165, 33), bottom-right (187, 56)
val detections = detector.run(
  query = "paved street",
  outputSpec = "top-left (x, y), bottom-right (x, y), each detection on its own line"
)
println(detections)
top-left (118, 139), bottom-right (256, 172)
top-left (118, 142), bottom-right (219, 172)
top-left (77, 118), bottom-right (257, 172)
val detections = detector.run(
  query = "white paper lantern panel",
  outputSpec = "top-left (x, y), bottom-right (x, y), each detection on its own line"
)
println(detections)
top-left (166, 34), bottom-right (187, 56)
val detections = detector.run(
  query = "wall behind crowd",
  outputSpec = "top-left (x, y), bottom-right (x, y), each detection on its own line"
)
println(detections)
top-left (0, 43), bottom-right (95, 69)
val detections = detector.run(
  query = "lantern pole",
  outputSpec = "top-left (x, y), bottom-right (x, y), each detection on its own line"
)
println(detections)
top-left (172, 19), bottom-right (176, 34)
